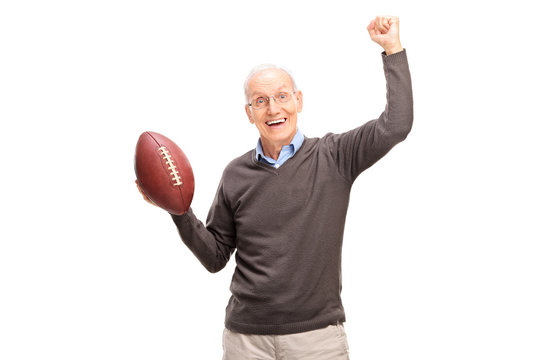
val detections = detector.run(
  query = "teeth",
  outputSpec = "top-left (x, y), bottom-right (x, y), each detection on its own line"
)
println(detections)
top-left (267, 118), bottom-right (286, 125)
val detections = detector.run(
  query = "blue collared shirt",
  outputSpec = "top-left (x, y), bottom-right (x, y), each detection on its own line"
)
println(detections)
top-left (255, 129), bottom-right (304, 168)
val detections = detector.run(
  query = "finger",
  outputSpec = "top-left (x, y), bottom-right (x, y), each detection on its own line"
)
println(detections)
top-left (375, 16), bottom-right (383, 30)
top-left (135, 180), bottom-right (155, 205)
top-left (382, 16), bottom-right (391, 29)
top-left (366, 20), bottom-right (374, 31)
top-left (369, 25), bottom-right (381, 36)
top-left (375, 24), bottom-right (387, 35)
top-left (375, 16), bottom-right (389, 34)
top-left (386, 15), bottom-right (399, 29)
top-left (377, 16), bottom-right (389, 29)
top-left (367, 20), bottom-right (377, 36)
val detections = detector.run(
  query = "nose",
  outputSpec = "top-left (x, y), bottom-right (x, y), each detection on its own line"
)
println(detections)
top-left (266, 96), bottom-right (281, 114)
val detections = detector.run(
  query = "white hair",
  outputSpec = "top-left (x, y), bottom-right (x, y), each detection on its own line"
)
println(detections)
top-left (243, 64), bottom-right (299, 104)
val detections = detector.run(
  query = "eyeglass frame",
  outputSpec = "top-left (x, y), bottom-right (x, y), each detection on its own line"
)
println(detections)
top-left (247, 90), bottom-right (297, 110)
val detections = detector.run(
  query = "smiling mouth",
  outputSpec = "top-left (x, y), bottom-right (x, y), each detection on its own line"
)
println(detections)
top-left (265, 118), bottom-right (287, 126)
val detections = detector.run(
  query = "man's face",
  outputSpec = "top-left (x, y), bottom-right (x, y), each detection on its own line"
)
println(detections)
top-left (244, 69), bottom-right (303, 149)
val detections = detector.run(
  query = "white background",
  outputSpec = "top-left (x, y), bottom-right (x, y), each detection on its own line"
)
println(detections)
top-left (1, 0), bottom-right (539, 359)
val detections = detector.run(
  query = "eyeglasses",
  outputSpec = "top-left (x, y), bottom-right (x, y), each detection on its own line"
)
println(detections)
top-left (248, 91), bottom-right (296, 110)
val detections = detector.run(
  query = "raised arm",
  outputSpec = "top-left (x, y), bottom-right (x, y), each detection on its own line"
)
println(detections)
top-left (325, 16), bottom-right (413, 182)
top-left (367, 15), bottom-right (412, 140)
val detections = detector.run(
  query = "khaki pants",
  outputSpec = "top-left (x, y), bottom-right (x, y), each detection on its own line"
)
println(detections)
top-left (222, 324), bottom-right (350, 360)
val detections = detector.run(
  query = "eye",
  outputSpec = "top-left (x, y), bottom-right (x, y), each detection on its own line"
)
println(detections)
top-left (255, 97), bottom-right (266, 104)
top-left (277, 92), bottom-right (290, 101)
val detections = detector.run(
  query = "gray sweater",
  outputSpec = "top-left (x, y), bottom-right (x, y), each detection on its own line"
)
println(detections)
top-left (171, 49), bottom-right (413, 335)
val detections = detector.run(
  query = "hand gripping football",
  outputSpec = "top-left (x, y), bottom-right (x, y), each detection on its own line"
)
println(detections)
top-left (134, 131), bottom-right (194, 215)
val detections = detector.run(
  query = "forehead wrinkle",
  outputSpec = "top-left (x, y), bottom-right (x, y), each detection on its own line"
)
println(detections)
top-left (251, 84), bottom-right (290, 97)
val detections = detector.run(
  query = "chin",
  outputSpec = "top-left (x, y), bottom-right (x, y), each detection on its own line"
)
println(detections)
top-left (272, 132), bottom-right (294, 143)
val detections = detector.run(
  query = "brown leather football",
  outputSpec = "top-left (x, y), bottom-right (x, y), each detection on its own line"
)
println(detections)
top-left (135, 131), bottom-right (194, 215)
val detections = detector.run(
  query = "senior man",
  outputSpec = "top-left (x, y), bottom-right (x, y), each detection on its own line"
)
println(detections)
top-left (138, 15), bottom-right (412, 359)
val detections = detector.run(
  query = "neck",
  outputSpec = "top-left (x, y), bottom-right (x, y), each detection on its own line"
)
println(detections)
top-left (261, 131), bottom-right (296, 160)
top-left (263, 144), bottom-right (283, 160)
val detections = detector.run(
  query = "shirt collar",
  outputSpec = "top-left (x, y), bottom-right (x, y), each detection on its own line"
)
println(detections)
top-left (255, 129), bottom-right (305, 161)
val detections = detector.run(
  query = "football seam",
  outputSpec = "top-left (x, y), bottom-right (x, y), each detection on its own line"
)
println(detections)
top-left (158, 146), bottom-right (183, 186)
top-left (146, 132), bottom-right (187, 214)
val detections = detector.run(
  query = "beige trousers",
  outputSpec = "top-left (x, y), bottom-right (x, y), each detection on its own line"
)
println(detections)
top-left (222, 324), bottom-right (350, 360)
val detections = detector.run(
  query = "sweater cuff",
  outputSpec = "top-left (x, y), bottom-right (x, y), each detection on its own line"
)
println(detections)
top-left (170, 207), bottom-right (194, 227)
top-left (381, 48), bottom-right (407, 65)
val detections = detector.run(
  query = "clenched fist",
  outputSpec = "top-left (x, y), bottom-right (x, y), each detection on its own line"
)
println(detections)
top-left (367, 16), bottom-right (403, 55)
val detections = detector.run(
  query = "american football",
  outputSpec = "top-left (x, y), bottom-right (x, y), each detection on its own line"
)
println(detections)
top-left (134, 131), bottom-right (194, 215)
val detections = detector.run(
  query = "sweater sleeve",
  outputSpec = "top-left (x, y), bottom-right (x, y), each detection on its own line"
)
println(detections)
top-left (325, 49), bottom-right (413, 183)
top-left (170, 177), bottom-right (236, 273)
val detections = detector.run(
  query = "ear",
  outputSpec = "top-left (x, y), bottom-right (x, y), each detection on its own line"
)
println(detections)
top-left (295, 90), bottom-right (303, 113)
top-left (245, 104), bottom-right (254, 124)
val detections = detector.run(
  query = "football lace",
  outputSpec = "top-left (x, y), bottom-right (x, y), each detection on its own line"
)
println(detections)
top-left (158, 146), bottom-right (183, 186)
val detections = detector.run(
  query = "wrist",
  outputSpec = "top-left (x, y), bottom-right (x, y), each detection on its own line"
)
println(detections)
top-left (384, 44), bottom-right (403, 56)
